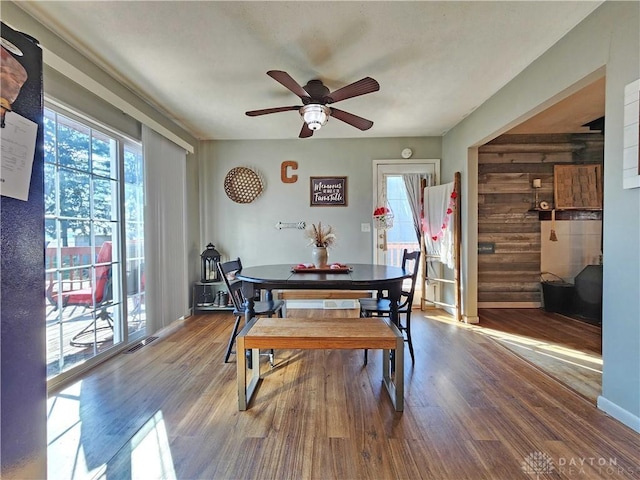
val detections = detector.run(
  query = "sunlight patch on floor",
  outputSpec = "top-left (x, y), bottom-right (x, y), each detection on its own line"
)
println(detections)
top-left (420, 309), bottom-right (602, 402)
top-left (47, 381), bottom-right (98, 480)
top-left (423, 311), bottom-right (601, 370)
top-left (96, 411), bottom-right (177, 480)
top-left (48, 381), bottom-right (176, 480)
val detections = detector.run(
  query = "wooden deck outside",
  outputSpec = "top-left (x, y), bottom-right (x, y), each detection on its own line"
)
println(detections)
top-left (46, 298), bottom-right (145, 379)
top-left (45, 244), bottom-right (146, 379)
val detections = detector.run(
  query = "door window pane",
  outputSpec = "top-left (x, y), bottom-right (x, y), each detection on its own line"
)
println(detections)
top-left (385, 175), bottom-right (419, 267)
top-left (91, 132), bottom-right (114, 178)
top-left (44, 163), bottom-right (56, 215)
top-left (124, 145), bottom-right (145, 337)
top-left (59, 168), bottom-right (90, 218)
top-left (92, 177), bottom-right (116, 220)
top-left (57, 116), bottom-right (90, 171)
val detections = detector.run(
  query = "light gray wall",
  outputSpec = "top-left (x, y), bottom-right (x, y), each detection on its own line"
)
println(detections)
top-left (443, 1), bottom-right (640, 430)
top-left (198, 138), bottom-right (441, 267)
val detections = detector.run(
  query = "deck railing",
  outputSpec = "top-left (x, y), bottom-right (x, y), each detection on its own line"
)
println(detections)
top-left (386, 242), bottom-right (420, 267)
top-left (45, 246), bottom-right (94, 291)
top-left (45, 244), bottom-right (413, 293)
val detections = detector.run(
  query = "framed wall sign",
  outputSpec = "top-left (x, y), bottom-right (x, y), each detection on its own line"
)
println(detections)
top-left (310, 176), bottom-right (347, 206)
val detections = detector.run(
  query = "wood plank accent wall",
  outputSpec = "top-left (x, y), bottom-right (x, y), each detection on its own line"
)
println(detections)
top-left (477, 134), bottom-right (603, 305)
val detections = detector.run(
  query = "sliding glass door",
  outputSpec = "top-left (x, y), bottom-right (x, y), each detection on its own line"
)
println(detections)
top-left (44, 105), bottom-right (145, 383)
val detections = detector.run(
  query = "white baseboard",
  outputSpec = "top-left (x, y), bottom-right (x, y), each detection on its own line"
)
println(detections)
top-left (597, 395), bottom-right (640, 433)
top-left (463, 315), bottom-right (480, 324)
top-left (155, 316), bottom-right (187, 339)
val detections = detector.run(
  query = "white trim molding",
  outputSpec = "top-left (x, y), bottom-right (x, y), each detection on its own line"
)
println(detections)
top-left (43, 48), bottom-right (195, 154)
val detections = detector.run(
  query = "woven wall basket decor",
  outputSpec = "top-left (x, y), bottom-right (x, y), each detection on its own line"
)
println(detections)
top-left (224, 166), bottom-right (264, 204)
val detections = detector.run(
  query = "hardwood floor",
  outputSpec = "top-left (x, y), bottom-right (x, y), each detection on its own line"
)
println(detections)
top-left (47, 308), bottom-right (639, 480)
top-left (475, 308), bottom-right (602, 403)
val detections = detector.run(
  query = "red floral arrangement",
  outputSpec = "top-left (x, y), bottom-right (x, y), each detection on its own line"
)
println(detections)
top-left (373, 205), bottom-right (394, 230)
top-left (373, 206), bottom-right (391, 216)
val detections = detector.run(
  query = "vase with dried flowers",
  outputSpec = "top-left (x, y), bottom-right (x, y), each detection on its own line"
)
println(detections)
top-left (305, 222), bottom-right (336, 267)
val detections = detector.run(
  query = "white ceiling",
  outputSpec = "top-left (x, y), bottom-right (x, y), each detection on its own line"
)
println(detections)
top-left (16, 1), bottom-right (604, 141)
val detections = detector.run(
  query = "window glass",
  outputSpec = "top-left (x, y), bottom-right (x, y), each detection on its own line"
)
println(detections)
top-left (124, 145), bottom-right (145, 337)
top-left (92, 177), bottom-right (115, 220)
top-left (57, 116), bottom-right (90, 171)
top-left (91, 132), bottom-right (113, 178)
top-left (59, 168), bottom-right (90, 218)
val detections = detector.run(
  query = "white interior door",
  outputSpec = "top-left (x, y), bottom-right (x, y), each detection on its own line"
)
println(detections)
top-left (372, 160), bottom-right (440, 266)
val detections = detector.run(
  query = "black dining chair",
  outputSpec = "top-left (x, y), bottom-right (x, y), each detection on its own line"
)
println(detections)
top-left (218, 258), bottom-right (285, 363)
top-left (358, 249), bottom-right (421, 364)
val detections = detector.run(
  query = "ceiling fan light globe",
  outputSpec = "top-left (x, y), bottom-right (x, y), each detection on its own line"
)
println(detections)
top-left (301, 104), bottom-right (329, 130)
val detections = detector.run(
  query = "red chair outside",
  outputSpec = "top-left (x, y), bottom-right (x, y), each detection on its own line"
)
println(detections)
top-left (48, 241), bottom-right (114, 347)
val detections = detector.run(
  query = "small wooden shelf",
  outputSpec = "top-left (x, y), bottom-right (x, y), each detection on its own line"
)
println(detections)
top-left (536, 210), bottom-right (602, 221)
top-left (192, 281), bottom-right (233, 313)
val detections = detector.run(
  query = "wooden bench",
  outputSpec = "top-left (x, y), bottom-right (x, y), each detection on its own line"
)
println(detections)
top-left (236, 317), bottom-right (404, 411)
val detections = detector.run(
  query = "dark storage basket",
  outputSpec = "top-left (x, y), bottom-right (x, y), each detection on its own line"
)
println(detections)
top-left (540, 272), bottom-right (575, 314)
top-left (574, 265), bottom-right (603, 321)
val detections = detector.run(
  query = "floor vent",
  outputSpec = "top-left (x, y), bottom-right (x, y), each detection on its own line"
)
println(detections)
top-left (123, 336), bottom-right (158, 354)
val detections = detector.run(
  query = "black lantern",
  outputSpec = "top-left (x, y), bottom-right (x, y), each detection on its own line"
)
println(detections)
top-left (201, 243), bottom-right (221, 283)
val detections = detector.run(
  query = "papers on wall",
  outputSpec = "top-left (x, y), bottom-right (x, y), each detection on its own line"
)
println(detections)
top-left (1, 111), bottom-right (38, 201)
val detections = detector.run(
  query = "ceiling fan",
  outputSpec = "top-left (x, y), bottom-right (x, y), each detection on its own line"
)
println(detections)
top-left (245, 70), bottom-right (380, 138)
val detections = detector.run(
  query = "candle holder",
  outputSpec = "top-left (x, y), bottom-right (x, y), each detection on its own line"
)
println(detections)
top-left (532, 178), bottom-right (542, 209)
top-left (200, 243), bottom-right (221, 283)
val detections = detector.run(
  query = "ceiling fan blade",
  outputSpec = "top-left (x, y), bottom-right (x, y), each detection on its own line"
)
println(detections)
top-left (329, 107), bottom-right (374, 131)
top-left (267, 70), bottom-right (311, 100)
top-left (326, 77), bottom-right (380, 104)
top-left (299, 122), bottom-right (314, 138)
top-left (245, 106), bottom-right (300, 117)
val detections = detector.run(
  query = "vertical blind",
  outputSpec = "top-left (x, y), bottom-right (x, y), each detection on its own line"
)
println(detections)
top-left (142, 126), bottom-right (189, 334)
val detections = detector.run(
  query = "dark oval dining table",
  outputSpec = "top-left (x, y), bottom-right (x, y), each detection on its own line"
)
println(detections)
top-left (235, 263), bottom-right (411, 326)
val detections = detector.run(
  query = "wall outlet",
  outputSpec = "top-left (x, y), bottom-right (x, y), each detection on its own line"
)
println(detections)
top-left (361, 223), bottom-right (371, 232)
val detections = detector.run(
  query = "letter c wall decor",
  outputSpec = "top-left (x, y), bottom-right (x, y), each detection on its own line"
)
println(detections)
top-left (281, 160), bottom-right (298, 183)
